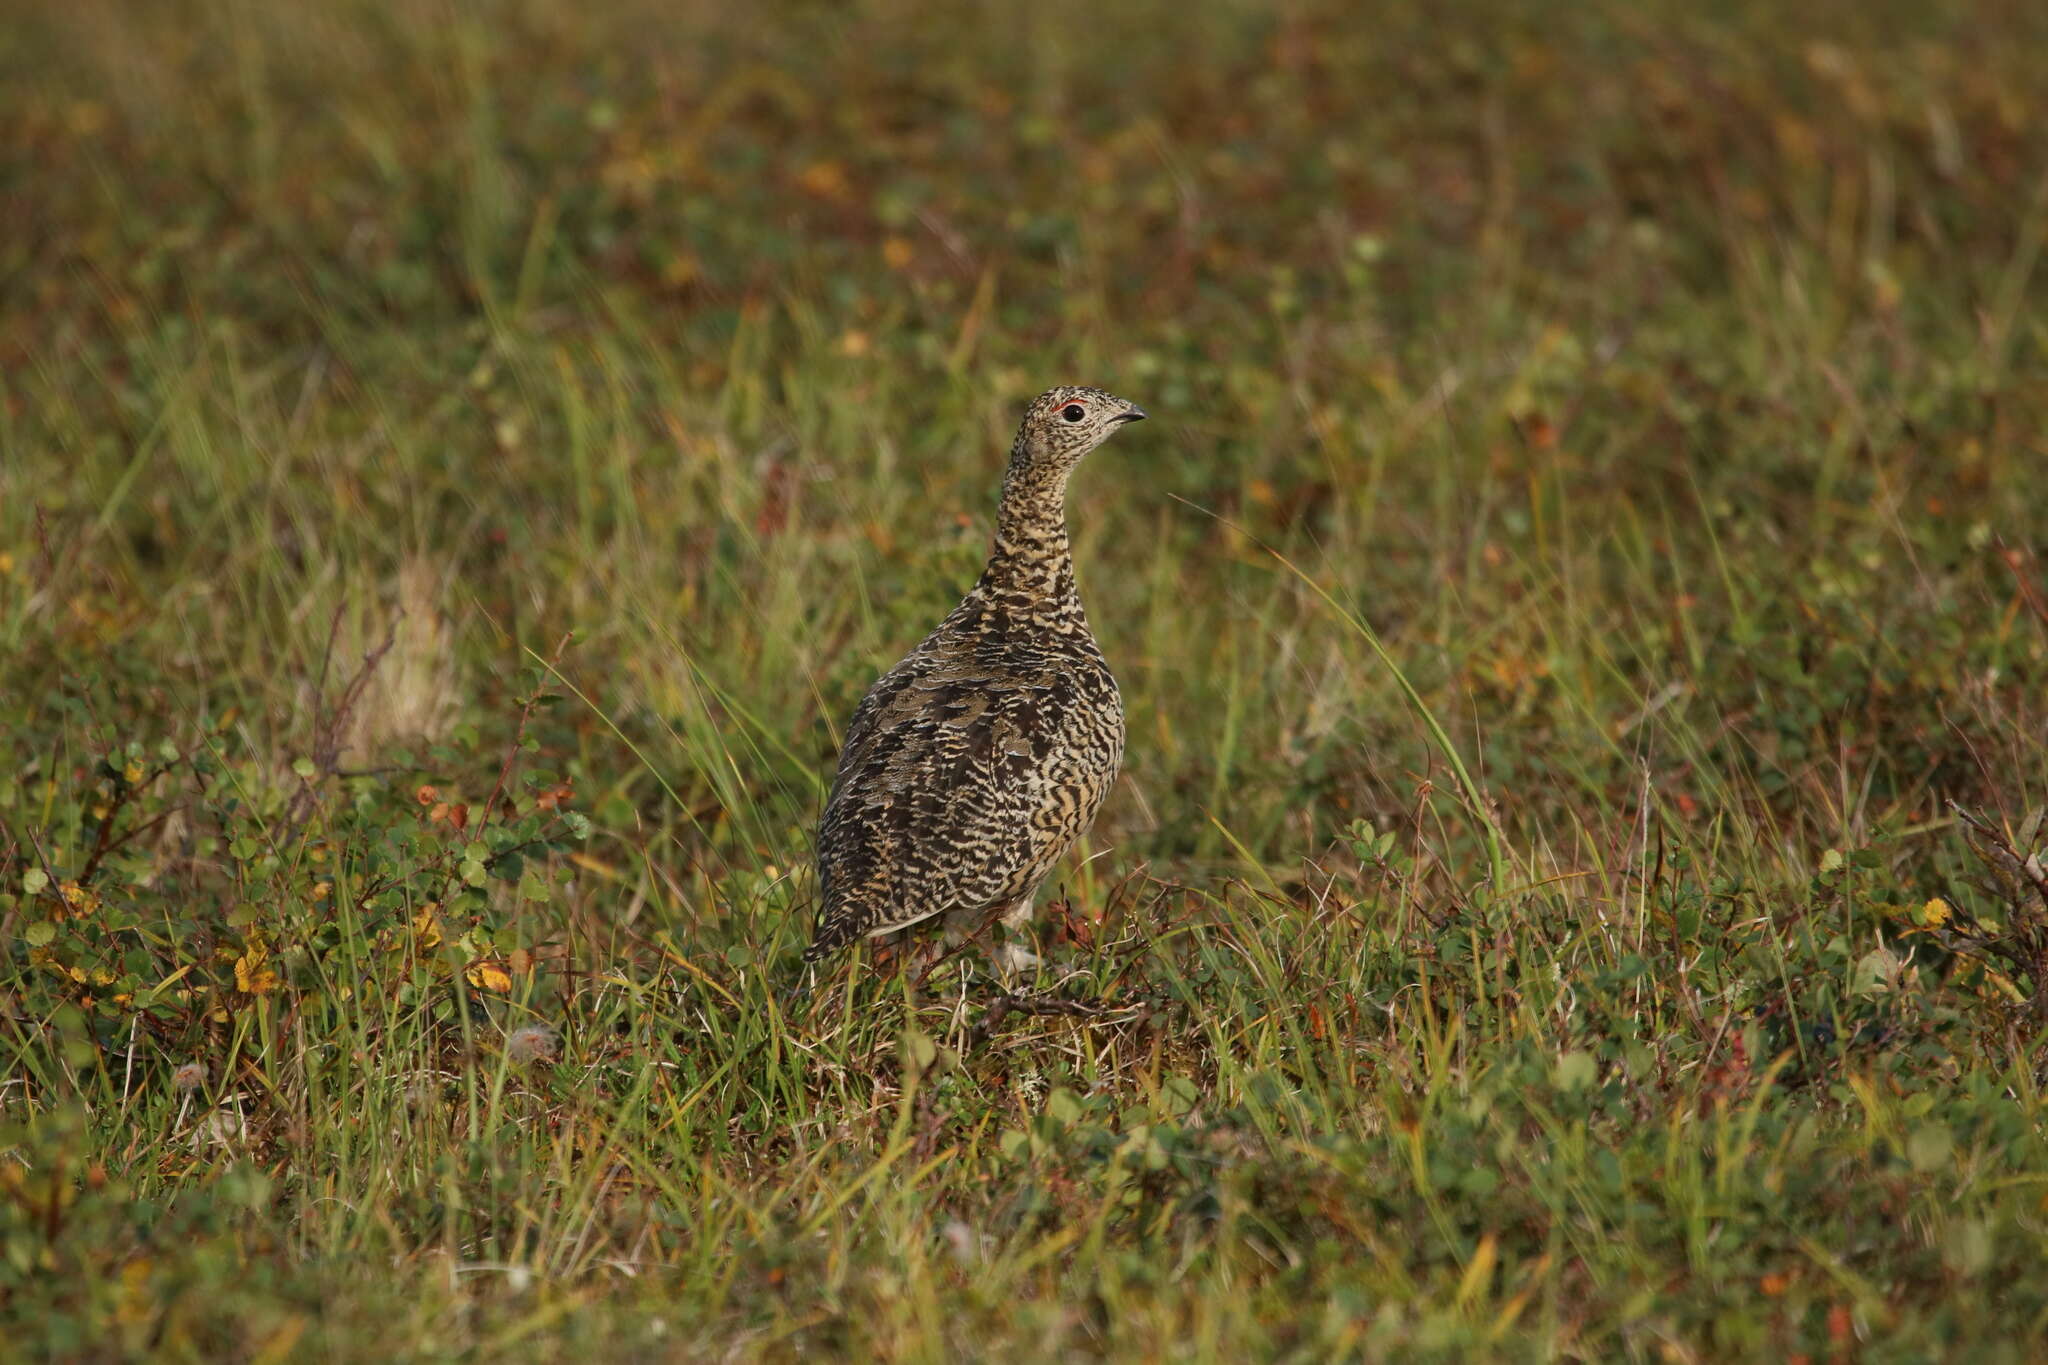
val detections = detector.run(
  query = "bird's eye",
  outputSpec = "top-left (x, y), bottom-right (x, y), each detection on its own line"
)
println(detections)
top-left (1061, 404), bottom-right (1086, 422)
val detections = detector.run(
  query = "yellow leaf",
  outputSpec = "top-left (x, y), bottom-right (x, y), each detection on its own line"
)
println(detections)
top-left (1921, 897), bottom-right (1953, 927)
top-left (235, 944), bottom-right (278, 995)
top-left (466, 962), bottom-right (513, 993)
top-left (797, 160), bottom-right (850, 200)
top-left (411, 908), bottom-right (443, 949)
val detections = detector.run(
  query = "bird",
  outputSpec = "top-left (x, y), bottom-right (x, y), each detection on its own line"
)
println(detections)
top-left (804, 385), bottom-right (1147, 972)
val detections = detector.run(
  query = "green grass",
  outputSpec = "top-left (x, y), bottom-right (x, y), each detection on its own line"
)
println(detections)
top-left (4, 0), bottom-right (2048, 1358)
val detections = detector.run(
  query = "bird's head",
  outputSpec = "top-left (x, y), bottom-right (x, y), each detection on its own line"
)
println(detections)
top-left (1010, 385), bottom-right (1147, 471)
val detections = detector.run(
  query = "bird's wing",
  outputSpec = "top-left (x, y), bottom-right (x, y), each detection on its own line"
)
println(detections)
top-left (810, 645), bottom-right (1103, 955)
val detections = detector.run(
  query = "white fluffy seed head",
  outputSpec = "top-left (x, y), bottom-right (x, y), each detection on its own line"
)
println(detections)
top-left (505, 1023), bottom-right (559, 1065)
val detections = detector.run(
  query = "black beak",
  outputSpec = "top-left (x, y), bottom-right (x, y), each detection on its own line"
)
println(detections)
top-left (1112, 406), bottom-right (1147, 424)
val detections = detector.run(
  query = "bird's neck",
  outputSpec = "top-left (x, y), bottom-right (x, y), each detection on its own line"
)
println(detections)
top-left (977, 457), bottom-right (1079, 610)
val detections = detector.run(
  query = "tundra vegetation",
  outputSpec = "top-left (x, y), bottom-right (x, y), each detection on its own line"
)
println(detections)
top-left (3, 1), bottom-right (2047, 1358)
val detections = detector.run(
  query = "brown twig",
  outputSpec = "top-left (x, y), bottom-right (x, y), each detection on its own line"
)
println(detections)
top-left (77, 737), bottom-right (209, 886)
top-left (1948, 801), bottom-right (2048, 1022)
top-left (966, 991), bottom-right (1124, 1048)
top-left (280, 604), bottom-right (400, 845)
top-left (1951, 803), bottom-right (2048, 916)
top-left (477, 631), bottom-right (575, 836)
top-left (1996, 538), bottom-right (2048, 632)
top-left (0, 814), bottom-right (69, 943)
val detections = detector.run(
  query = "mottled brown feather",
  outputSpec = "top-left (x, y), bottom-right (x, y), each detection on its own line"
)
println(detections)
top-left (805, 386), bottom-right (1145, 963)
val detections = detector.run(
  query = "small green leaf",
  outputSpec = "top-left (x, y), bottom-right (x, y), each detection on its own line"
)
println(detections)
top-left (1947, 1218), bottom-right (1993, 1276)
top-left (1819, 848), bottom-right (1845, 874)
top-left (24, 921), bottom-right (56, 947)
top-left (1555, 1050), bottom-right (1598, 1092)
top-left (1853, 949), bottom-right (1900, 995)
top-left (518, 870), bottom-right (550, 903)
top-left (1159, 1074), bottom-right (1199, 1118)
top-left (1908, 1122), bottom-right (1953, 1173)
top-left (461, 859), bottom-right (488, 888)
top-left (1461, 1166), bottom-right (1500, 1196)
top-left (22, 868), bottom-right (48, 895)
top-left (291, 757), bottom-right (317, 780)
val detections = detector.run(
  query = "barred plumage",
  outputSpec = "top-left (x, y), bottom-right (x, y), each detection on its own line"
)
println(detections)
top-left (805, 386), bottom-right (1146, 965)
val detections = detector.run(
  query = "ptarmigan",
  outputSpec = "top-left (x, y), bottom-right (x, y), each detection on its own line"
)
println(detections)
top-left (805, 386), bottom-right (1146, 969)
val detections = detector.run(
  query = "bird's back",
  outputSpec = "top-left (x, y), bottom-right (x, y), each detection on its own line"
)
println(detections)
top-left (807, 599), bottom-right (1123, 960)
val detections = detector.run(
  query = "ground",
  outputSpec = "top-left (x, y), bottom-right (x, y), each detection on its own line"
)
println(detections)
top-left (3, 0), bottom-right (2048, 1359)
